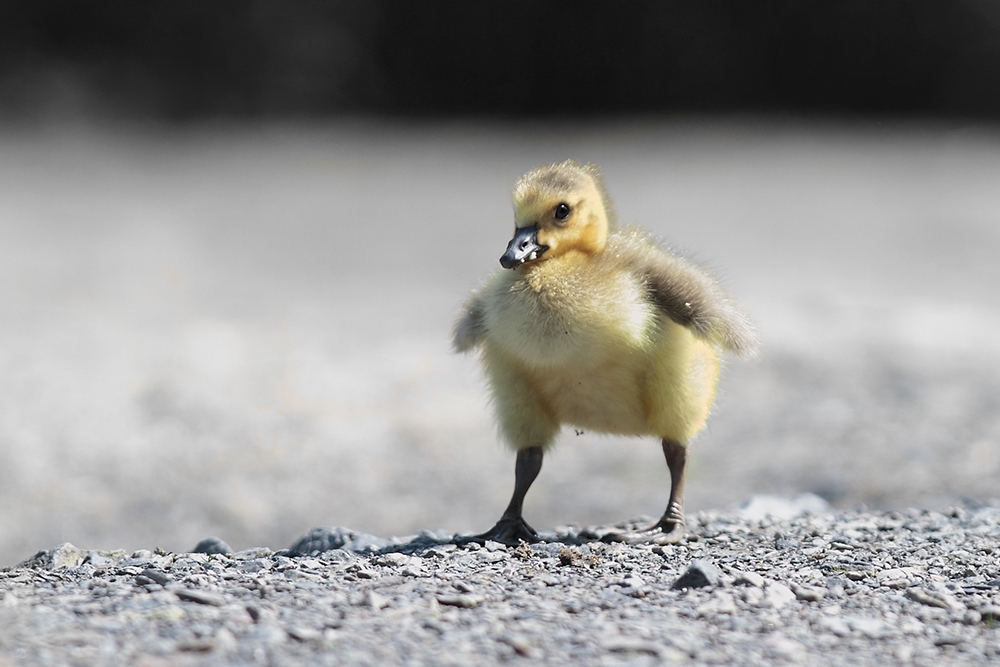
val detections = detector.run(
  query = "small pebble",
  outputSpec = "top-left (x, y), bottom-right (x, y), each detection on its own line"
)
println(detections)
top-left (436, 594), bottom-right (485, 608)
top-left (175, 589), bottom-right (226, 607)
top-left (733, 571), bottom-right (765, 588)
top-left (672, 560), bottom-right (722, 589)
top-left (793, 583), bottom-right (824, 602)
top-left (192, 538), bottom-right (232, 555)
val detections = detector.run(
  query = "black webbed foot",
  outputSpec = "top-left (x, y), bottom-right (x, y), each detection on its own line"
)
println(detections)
top-left (456, 446), bottom-right (545, 547)
top-left (457, 516), bottom-right (540, 546)
top-left (602, 517), bottom-right (685, 545)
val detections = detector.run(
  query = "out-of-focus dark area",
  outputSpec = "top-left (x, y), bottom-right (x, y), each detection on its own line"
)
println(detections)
top-left (3, 0), bottom-right (1000, 120)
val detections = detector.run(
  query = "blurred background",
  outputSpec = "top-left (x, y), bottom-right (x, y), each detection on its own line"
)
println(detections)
top-left (1, 1), bottom-right (999, 566)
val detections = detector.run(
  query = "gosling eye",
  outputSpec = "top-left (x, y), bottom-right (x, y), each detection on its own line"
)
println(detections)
top-left (554, 203), bottom-right (571, 222)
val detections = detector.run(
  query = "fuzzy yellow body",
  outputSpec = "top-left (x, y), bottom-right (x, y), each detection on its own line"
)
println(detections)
top-left (453, 160), bottom-right (756, 455)
top-left (453, 160), bottom-right (756, 544)
top-left (478, 247), bottom-right (720, 450)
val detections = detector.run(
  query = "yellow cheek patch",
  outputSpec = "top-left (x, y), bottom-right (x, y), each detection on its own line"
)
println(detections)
top-left (534, 215), bottom-right (606, 260)
top-left (535, 228), bottom-right (559, 255)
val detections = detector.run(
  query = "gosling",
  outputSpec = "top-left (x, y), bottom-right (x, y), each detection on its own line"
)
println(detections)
top-left (453, 160), bottom-right (757, 545)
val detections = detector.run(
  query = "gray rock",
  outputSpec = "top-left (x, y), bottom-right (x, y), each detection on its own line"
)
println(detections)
top-left (233, 547), bottom-right (272, 559)
top-left (436, 593), bottom-right (485, 608)
top-left (138, 568), bottom-right (171, 586)
top-left (734, 570), bottom-right (765, 588)
top-left (17, 543), bottom-right (87, 570)
top-left (373, 552), bottom-right (410, 567)
top-left (175, 588), bottom-right (226, 606)
top-left (287, 527), bottom-right (392, 556)
top-left (343, 533), bottom-right (393, 553)
top-left (672, 560), bottom-right (723, 589)
top-left (906, 586), bottom-right (966, 612)
top-left (288, 527), bottom-right (358, 556)
top-left (793, 583), bottom-right (825, 601)
top-left (85, 550), bottom-right (126, 568)
top-left (602, 638), bottom-right (665, 657)
top-left (192, 537), bottom-right (232, 555)
top-left (237, 558), bottom-right (272, 573)
top-left (764, 583), bottom-right (796, 609)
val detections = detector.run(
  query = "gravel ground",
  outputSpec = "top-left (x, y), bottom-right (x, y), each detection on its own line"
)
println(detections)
top-left (3, 502), bottom-right (1000, 666)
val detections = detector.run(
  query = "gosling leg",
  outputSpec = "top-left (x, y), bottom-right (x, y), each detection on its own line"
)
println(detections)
top-left (651, 438), bottom-right (688, 543)
top-left (607, 438), bottom-right (688, 545)
top-left (466, 445), bottom-right (544, 545)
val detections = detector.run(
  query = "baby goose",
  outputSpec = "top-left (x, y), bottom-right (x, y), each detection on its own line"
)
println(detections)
top-left (453, 160), bottom-right (757, 545)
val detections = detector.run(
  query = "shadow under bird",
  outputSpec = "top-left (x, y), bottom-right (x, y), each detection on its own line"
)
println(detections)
top-left (454, 160), bottom-right (758, 545)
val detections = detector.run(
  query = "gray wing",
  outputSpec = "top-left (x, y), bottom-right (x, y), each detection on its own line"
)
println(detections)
top-left (452, 292), bottom-right (487, 352)
top-left (617, 229), bottom-right (759, 357)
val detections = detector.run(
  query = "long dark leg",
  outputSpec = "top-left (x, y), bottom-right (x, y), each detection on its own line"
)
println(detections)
top-left (463, 446), bottom-right (544, 545)
top-left (652, 438), bottom-right (687, 543)
top-left (500, 446), bottom-right (544, 526)
top-left (606, 438), bottom-right (688, 545)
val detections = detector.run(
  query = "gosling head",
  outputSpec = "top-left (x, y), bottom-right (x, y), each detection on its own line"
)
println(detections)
top-left (500, 160), bottom-right (615, 269)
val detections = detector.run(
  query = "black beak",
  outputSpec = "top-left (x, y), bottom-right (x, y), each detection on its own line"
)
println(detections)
top-left (500, 225), bottom-right (548, 269)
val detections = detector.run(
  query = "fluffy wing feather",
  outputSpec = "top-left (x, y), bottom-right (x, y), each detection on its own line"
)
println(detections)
top-left (611, 228), bottom-right (759, 357)
top-left (452, 292), bottom-right (487, 352)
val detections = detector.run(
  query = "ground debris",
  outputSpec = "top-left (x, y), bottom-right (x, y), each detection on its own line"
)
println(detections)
top-left (4, 505), bottom-right (1000, 666)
